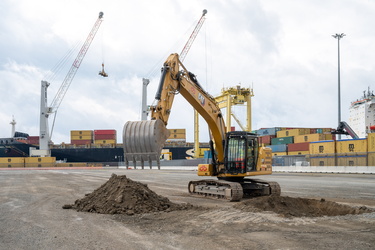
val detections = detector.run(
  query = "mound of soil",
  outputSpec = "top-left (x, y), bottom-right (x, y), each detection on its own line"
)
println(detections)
top-left (234, 196), bottom-right (374, 218)
top-left (63, 174), bottom-right (192, 215)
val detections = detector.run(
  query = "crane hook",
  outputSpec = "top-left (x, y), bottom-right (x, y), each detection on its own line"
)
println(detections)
top-left (99, 63), bottom-right (108, 77)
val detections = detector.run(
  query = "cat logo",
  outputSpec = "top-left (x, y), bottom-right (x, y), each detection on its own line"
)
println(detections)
top-left (198, 93), bottom-right (205, 106)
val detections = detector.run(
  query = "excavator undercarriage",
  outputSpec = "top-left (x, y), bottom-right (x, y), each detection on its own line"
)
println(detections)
top-left (188, 178), bottom-right (281, 202)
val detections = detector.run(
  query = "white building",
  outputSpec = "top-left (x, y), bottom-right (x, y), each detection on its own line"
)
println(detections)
top-left (348, 88), bottom-right (375, 138)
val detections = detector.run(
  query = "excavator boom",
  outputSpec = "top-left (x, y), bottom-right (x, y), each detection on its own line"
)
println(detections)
top-left (123, 53), bottom-right (226, 168)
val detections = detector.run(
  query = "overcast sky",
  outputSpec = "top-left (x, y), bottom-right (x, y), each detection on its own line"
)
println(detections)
top-left (1, 0), bottom-right (374, 143)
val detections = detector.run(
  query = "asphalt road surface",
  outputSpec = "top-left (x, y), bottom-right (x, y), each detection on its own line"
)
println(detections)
top-left (0, 168), bottom-right (374, 249)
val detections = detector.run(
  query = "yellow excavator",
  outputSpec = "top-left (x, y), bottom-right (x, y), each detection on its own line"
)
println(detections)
top-left (123, 53), bottom-right (280, 201)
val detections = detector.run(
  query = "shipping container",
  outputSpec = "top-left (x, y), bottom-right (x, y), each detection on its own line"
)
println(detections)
top-left (70, 130), bottom-right (93, 136)
top-left (276, 128), bottom-right (309, 138)
top-left (288, 151), bottom-right (310, 155)
top-left (25, 157), bottom-right (56, 168)
top-left (168, 129), bottom-right (186, 134)
top-left (336, 138), bottom-right (367, 153)
top-left (168, 133), bottom-right (186, 139)
top-left (256, 127), bottom-right (282, 136)
top-left (94, 134), bottom-right (116, 140)
top-left (27, 136), bottom-right (40, 145)
top-left (268, 144), bottom-right (287, 152)
top-left (294, 133), bottom-right (325, 143)
top-left (271, 136), bottom-right (294, 145)
top-left (309, 155), bottom-right (336, 166)
top-left (368, 152), bottom-right (375, 166)
top-left (71, 140), bottom-right (92, 145)
top-left (94, 129), bottom-right (116, 135)
top-left (315, 128), bottom-right (334, 134)
top-left (272, 152), bottom-right (287, 156)
top-left (71, 135), bottom-right (93, 140)
top-left (336, 154), bottom-right (367, 166)
top-left (0, 157), bottom-right (25, 168)
top-left (259, 135), bottom-right (275, 145)
top-left (288, 142), bottom-right (310, 152)
top-left (310, 140), bottom-right (335, 154)
top-left (368, 133), bottom-right (375, 152)
top-left (310, 128), bottom-right (318, 134)
top-left (94, 139), bottom-right (116, 144)
top-left (324, 134), bottom-right (335, 140)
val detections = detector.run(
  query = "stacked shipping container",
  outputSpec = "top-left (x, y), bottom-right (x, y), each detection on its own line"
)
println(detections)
top-left (167, 129), bottom-right (186, 142)
top-left (71, 130), bottom-right (93, 145)
top-left (310, 139), bottom-right (369, 166)
top-left (257, 127), bottom-right (335, 157)
top-left (70, 129), bottom-right (117, 145)
top-left (94, 130), bottom-right (117, 144)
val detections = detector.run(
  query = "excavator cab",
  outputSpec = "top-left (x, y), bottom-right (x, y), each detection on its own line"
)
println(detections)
top-left (224, 131), bottom-right (258, 174)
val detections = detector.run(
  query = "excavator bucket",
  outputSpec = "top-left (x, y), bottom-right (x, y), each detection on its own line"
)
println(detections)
top-left (123, 120), bottom-right (170, 169)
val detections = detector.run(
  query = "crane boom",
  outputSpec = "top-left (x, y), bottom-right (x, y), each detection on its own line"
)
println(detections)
top-left (50, 12), bottom-right (104, 112)
top-left (35, 12), bottom-right (104, 157)
top-left (179, 9), bottom-right (207, 62)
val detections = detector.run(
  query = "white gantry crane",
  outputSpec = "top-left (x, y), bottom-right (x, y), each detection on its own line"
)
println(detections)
top-left (33, 12), bottom-right (104, 157)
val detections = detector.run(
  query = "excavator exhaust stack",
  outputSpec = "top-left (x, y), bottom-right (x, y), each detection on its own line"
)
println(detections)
top-left (123, 120), bottom-right (170, 169)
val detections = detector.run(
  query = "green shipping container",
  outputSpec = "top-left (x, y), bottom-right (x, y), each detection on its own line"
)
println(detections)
top-left (271, 136), bottom-right (294, 145)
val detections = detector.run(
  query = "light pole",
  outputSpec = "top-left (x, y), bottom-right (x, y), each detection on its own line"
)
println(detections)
top-left (332, 33), bottom-right (345, 140)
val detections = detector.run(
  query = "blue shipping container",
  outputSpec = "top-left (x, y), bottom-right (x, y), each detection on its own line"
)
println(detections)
top-left (268, 144), bottom-right (288, 152)
top-left (256, 127), bottom-right (282, 136)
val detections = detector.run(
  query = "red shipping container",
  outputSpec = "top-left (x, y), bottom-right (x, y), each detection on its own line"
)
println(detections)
top-left (310, 128), bottom-right (317, 134)
top-left (288, 142), bottom-right (310, 152)
top-left (94, 134), bottom-right (116, 140)
top-left (71, 140), bottom-right (92, 145)
top-left (94, 129), bottom-right (116, 135)
top-left (259, 135), bottom-right (275, 145)
top-left (28, 136), bottom-right (40, 144)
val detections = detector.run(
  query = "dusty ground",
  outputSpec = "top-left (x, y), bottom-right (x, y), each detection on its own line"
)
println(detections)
top-left (1, 169), bottom-right (374, 249)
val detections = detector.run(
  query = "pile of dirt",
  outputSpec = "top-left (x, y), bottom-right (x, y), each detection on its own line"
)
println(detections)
top-left (234, 196), bottom-right (374, 218)
top-left (63, 174), bottom-right (192, 215)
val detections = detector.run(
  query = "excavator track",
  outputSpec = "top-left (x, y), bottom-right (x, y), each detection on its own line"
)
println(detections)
top-left (188, 179), bottom-right (281, 202)
top-left (241, 179), bottom-right (281, 197)
top-left (188, 179), bottom-right (243, 202)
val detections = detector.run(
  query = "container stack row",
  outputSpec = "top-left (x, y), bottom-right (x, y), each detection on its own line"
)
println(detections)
top-left (310, 133), bottom-right (375, 166)
top-left (167, 129), bottom-right (186, 142)
top-left (70, 129), bottom-right (117, 146)
top-left (256, 127), bottom-right (334, 156)
top-left (93, 129), bottom-right (117, 145)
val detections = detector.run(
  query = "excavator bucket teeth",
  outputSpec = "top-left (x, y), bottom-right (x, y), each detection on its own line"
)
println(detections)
top-left (123, 120), bottom-right (170, 169)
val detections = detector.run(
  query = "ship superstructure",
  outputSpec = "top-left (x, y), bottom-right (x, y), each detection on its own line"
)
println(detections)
top-left (348, 87), bottom-right (375, 138)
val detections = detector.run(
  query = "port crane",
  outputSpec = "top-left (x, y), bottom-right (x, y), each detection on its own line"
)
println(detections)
top-left (33, 12), bottom-right (104, 157)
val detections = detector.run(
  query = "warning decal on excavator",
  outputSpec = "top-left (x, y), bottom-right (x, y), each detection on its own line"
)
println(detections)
top-left (198, 165), bottom-right (208, 172)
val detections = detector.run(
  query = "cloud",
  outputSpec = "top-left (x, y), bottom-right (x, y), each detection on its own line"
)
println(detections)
top-left (1, 0), bottom-right (374, 143)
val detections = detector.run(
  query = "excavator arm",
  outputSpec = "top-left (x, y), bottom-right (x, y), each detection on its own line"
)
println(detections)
top-left (123, 53), bottom-right (226, 167)
top-left (151, 53), bottom-right (226, 160)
